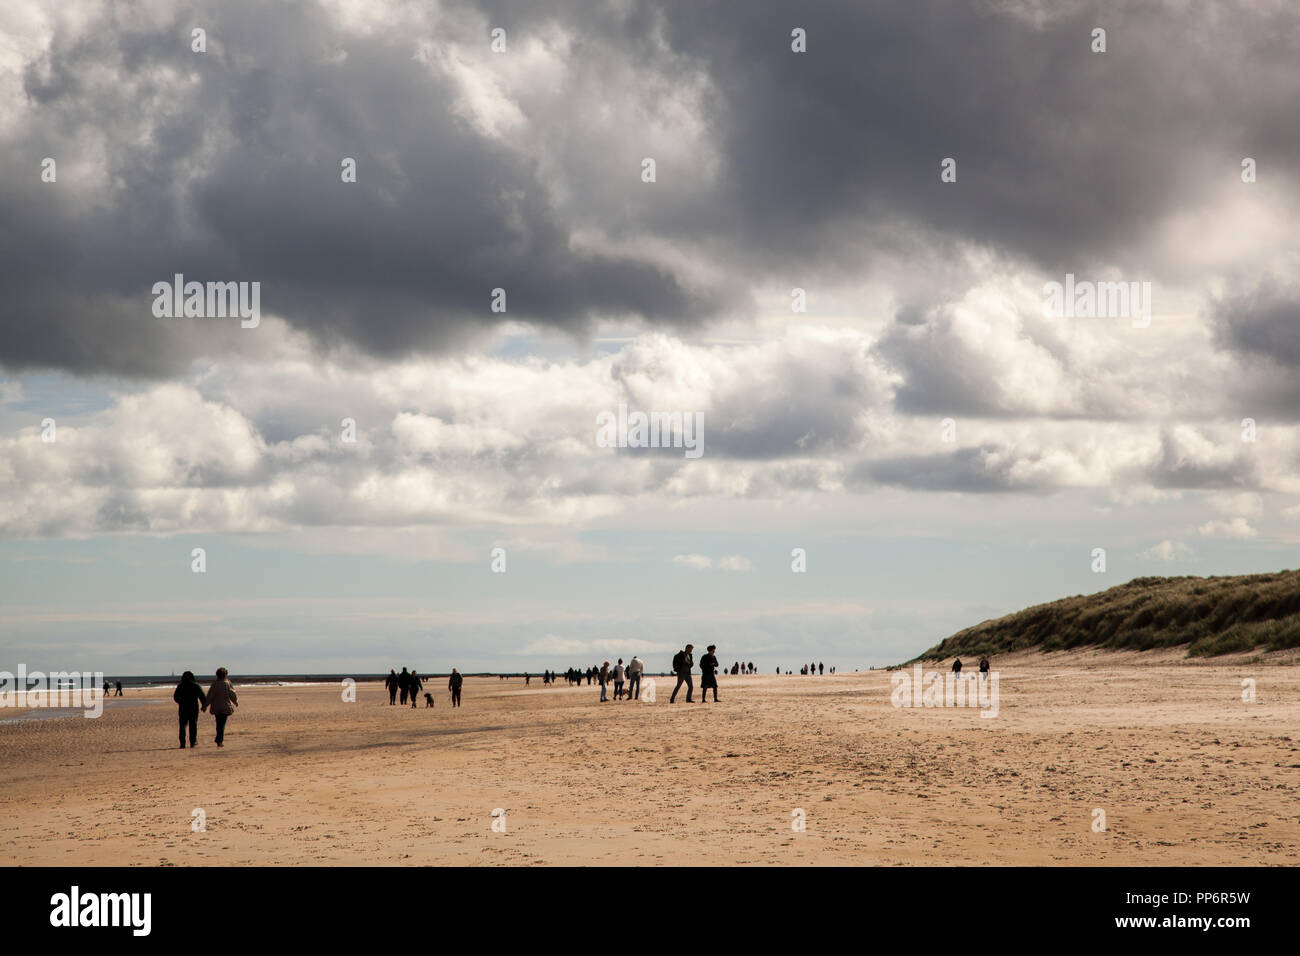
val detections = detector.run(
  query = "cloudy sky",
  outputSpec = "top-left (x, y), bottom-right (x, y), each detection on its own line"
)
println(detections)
top-left (2, 0), bottom-right (1298, 674)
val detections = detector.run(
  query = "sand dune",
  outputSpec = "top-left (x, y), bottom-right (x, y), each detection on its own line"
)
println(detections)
top-left (2, 653), bottom-right (1297, 866)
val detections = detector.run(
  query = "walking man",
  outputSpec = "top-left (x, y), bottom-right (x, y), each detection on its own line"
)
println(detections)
top-left (449, 668), bottom-right (463, 707)
top-left (172, 671), bottom-right (206, 749)
top-left (627, 655), bottom-right (643, 701)
top-left (385, 669), bottom-right (399, 705)
top-left (670, 644), bottom-right (695, 704)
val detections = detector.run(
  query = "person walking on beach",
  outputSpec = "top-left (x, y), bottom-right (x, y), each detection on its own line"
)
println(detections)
top-left (627, 655), bottom-right (643, 701)
top-left (612, 659), bottom-right (625, 700)
top-left (398, 667), bottom-right (411, 706)
top-left (385, 669), bottom-right (399, 705)
top-left (952, 658), bottom-right (963, 676)
top-left (449, 668), bottom-right (463, 707)
top-left (173, 671), bottom-right (206, 749)
top-left (115, 680), bottom-right (123, 696)
top-left (700, 645), bottom-right (720, 703)
top-left (599, 661), bottom-right (610, 702)
top-left (103, 679), bottom-right (110, 698)
top-left (978, 656), bottom-right (990, 680)
top-left (206, 667), bottom-right (238, 747)
top-left (670, 645), bottom-right (695, 703)
top-left (409, 669), bottom-right (423, 708)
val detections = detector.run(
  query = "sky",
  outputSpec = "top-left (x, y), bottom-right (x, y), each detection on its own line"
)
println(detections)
top-left (1, 0), bottom-right (1298, 675)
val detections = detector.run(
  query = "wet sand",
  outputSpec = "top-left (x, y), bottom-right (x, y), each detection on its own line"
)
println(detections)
top-left (2, 650), bottom-right (1297, 866)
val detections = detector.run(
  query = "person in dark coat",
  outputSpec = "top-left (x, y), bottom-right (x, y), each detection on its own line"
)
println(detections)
top-left (699, 645), bottom-right (720, 702)
top-left (409, 670), bottom-right (423, 708)
top-left (173, 671), bottom-right (207, 749)
top-left (448, 668), bottom-right (463, 707)
top-left (670, 645), bottom-right (695, 703)
top-left (385, 669), bottom-right (399, 705)
top-left (398, 667), bottom-right (411, 705)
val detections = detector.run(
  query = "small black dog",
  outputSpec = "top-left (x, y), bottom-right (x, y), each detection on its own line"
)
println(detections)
top-left (424, 692), bottom-right (435, 708)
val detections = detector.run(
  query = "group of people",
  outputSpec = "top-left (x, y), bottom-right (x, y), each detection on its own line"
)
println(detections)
top-left (798, 662), bottom-right (834, 675)
top-left (951, 657), bottom-right (993, 679)
top-left (588, 657), bottom-right (644, 701)
top-left (668, 644), bottom-right (716, 703)
top-left (383, 667), bottom-right (465, 707)
top-left (101, 680), bottom-right (124, 697)
top-left (172, 668), bottom-right (238, 748)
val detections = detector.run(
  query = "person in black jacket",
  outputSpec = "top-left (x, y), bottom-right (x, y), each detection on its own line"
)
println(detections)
top-left (448, 668), bottom-right (464, 707)
top-left (173, 671), bottom-right (207, 749)
top-left (699, 645), bottom-right (720, 702)
top-left (409, 670), bottom-right (423, 708)
top-left (670, 645), bottom-right (695, 703)
top-left (398, 667), bottom-right (411, 705)
top-left (385, 669), bottom-right (399, 705)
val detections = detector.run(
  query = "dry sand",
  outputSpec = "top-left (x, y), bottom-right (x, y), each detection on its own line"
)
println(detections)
top-left (2, 651), bottom-right (1298, 866)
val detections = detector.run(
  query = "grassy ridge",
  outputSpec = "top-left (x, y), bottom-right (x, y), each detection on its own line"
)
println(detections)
top-left (916, 570), bottom-right (1300, 660)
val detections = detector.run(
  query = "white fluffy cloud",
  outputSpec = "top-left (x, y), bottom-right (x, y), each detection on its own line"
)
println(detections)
top-left (4, 317), bottom-right (1300, 542)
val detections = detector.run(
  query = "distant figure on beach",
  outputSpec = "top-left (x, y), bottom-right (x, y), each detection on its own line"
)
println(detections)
top-left (612, 659), bottom-right (625, 700)
top-left (599, 661), bottom-right (611, 701)
top-left (979, 656), bottom-right (990, 680)
top-left (525, 672), bottom-right (531, 686)
top-left (952, 658), bottom-right (963, 675)
top-left (398, 667), bottom-right (411, 706)
top-left (207, 667), bottom-right (238, 747)
top-left (449, 668), bottom-right (463, 707)
top-left (385, 669), bottom-right (399, 705)
top-left (670, 644), bottom-right (695, 703)
top-left (409, 670), bottom-right (423, 708)
top-left (103, 680), bottom-right (110, 698)
top-left (700, 645), bottom-right (719, 703)
top-left (627, 656), bottom-right (643, 701)
top-left (115, 680), bottom-right (123, 697)
top-left (173, 671), bottom-right (207, 749)
top-left (818, 662), bottom-right (824, 675)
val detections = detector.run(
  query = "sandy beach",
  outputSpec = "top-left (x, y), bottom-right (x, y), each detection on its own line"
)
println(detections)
top-left (2, 652), bottom-right (1297, 866)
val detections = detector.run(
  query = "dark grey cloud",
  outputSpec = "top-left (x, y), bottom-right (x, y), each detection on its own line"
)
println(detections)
top-left (3, 0), bottom-right (1297, 377)
top-left (849, 446), bottom-right (1041, 493)
top-left (2, 0), bottom-right (728, 377)
top-left (1214, 281), bottom-right (1300, 367)
top-left (1208, 280), bottom-right (1300, 419)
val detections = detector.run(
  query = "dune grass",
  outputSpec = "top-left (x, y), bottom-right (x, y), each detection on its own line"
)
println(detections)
top-left (913, 570), bottom-right (1300, 661)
